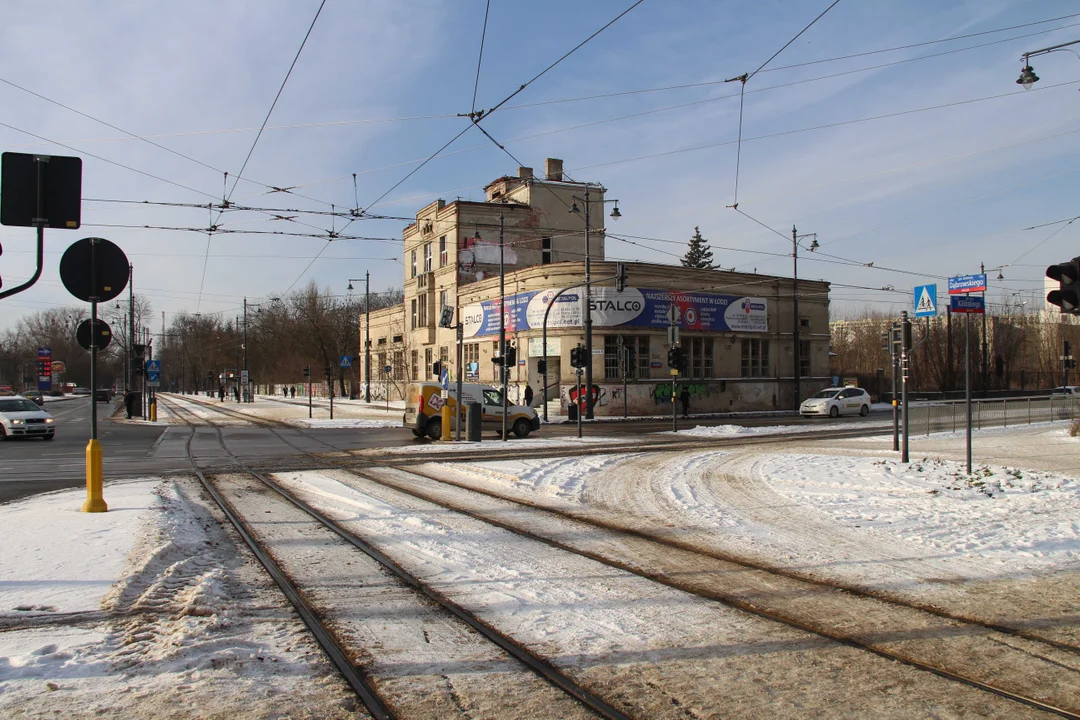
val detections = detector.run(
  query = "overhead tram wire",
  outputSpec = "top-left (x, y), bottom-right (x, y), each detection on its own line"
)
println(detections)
top-left (198, 0), bottom-right (327, 313)
top-left (278, 0), bottom-right (647, 296)
top-left (727, 0), bottom-right (842, 206)
top-left (471, 0), bottom-right (492, 117)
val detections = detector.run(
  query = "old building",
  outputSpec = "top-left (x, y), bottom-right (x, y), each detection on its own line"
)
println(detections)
top-left (361, 159), bottom-right (831, 415)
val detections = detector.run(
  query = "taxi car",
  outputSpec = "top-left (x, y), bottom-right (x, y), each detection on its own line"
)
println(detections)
top-left (800, 386), bottom-right (871, 418)
top-left (0, 396), bottom-right (56, 439)
top-left (404, 382), bottom-right (540, 439)
top-left (22, 390), bottom-right (44, 406)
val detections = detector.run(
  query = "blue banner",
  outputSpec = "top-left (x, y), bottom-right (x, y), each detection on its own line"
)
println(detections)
top-left (462, 287), bottom-right (768, 338)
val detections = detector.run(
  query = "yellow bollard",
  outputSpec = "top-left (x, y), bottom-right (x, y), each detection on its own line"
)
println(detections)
top-left (441, 403), bottom-right (452, 442)
top-left (149, 399), bottom-right (157, 422)
top-left (82, 439), bottom-right (108, 512)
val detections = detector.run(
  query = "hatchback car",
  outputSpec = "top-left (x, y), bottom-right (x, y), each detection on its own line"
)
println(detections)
top-left (800, 387), bottom-right (871, 418)
top-left (72, 387), bottom-right (91, 396)
top-left (95, 389), bottom-right (113, 402)
top-left (0, 396), bottom-right (56, 439)
top-left (22, 390), bottom-right (44, 406)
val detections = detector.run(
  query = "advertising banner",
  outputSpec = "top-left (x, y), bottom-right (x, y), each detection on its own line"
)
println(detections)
top-left (462, 287), bottom-right (768, 338)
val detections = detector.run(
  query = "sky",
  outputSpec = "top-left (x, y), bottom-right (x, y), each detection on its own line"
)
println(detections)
top-left (1, 0), bottom-right (1079, 331)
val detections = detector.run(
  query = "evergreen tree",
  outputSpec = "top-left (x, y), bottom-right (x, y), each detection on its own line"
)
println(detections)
top-left (680, 226), bottom-right (716, 269)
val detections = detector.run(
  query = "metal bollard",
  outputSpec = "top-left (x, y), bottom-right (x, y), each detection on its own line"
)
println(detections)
top-left (441, 404), bottom-right (452, 442)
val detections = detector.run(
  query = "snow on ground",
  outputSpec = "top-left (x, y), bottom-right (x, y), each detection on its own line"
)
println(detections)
top-left (349, 434), bottom-right (626, 457)
top-left (283, 417), bottom-right (399, 429)
top-left (0, 479), bottom-right (357, 718)
top-left (672, 421), bottom-right (859, 437)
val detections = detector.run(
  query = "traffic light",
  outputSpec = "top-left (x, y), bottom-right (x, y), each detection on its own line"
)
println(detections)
top-left (537, 359), bottom-right (547, 375)
top-left (303, 366), bottom-right (310, 378)
top-left (570, 345), bottom-right (586, 369)
top-left (133, 343), bottom-right (146, 360)
top-left (667, 346), bottom-right (687, 372)
top-left (505, 345), bottom-right (516, 367)
top-left (491, 355), bottom-right (503, 366)
top-left (439, 306), bottom-right (455, 328)
top-left (1046, 257), bottom-right (1080, 314)
top-left (615, 262), bottom-right (627, 293)
top-left (432, 361), bottom-right (442, 377)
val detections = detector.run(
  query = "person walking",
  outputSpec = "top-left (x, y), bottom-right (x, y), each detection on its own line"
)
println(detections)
top-left (290, 386), bottom-right (296, 398)
top-left (234, 386), bottom-right (240, 402)
top-left (219, 384), bottom-right (225, 402)
top-left (524, 384), bottom-right (534, 407)
top-left (680, 386), bottom-right (690, 418)
top-left (283, 386), bottom-right (288, 399)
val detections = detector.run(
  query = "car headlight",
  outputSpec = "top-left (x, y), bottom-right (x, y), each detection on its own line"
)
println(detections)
top-left (45, 418), bottom-right (55, 424)
top-left (11, 419), bottom-right (23, 425)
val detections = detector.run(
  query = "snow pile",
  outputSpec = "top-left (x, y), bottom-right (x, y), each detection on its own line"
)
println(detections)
top-left (441, 454), bottom-right (629, 503)
top-left (675, 423), bottom-right (829, 437)
top-left (759, 451), bottom-right (1080, 575)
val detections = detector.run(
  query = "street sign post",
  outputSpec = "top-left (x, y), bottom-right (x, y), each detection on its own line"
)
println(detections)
top-left (913, 284), bottom-right (937, 318)
top-left (950, 295), bottom-right (985, 314)
top-left (339, 355), bottom-right (352, 369)
top-left (949, 273), bottom-right (987, 474)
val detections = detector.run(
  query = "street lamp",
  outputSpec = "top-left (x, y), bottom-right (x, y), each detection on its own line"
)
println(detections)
top-left (569, 186), bottom-right (621, 419)
top-left (792, 229), bottom-right (817, 409)
top-left (348, 274), bottom-right (371, 402)
top-left (1015, 40), bottom-right (1080, 88)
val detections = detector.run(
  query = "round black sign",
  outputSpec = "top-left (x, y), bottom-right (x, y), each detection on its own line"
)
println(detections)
top-left (60, 237), bottom-right (128, 303)
top-left (76, 318), bottom-right (112, 351)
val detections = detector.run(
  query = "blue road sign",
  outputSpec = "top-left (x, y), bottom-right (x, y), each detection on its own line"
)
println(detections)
top-left (146, 359), bottom-right (161, 387)
top-left (339, 355), bottom-right (352, 369)
top-left (440, 368), bottom-right (449, 390)
top-left (913, 284), bottom-right (937, 317)
top-left (950, 295), bottom-right (985, 314)
top-left (384, 364), bottom-right (392, 374)
top-left (948, 274), bottom-right (987, 294)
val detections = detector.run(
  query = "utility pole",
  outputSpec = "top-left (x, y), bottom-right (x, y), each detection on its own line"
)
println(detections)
top-left (792, 225), bottom-right (801, 411)
top-left (583, 185), bottom-right (594, 419)
top-left (901, 311), bottom-right (911, 463)
top-left (243, 297), bottom-right (248, 402)
top-left (499, 213), bottom-right (508, 442)
top-left (127, 264), bottom-right (134, 394)
top-left (365, 271), bottom-right (371, 403)
top-left (980, 261), bottom-right (988, 393)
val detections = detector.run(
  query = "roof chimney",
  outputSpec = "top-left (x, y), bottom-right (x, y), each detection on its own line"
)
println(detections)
top-left (518, 166), bottom-right (533, 179)
top-left (544, 158), bottom-right (563, 182)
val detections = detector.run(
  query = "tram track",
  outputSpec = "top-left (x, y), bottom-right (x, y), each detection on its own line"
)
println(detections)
top-left (161, 395), bottom-right (632, 720)
top-left (162, 393), bottom-right (1080, 718)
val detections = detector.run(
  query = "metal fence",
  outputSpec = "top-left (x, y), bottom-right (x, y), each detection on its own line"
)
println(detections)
top-left (908, 396), bottom-right (1079, 436)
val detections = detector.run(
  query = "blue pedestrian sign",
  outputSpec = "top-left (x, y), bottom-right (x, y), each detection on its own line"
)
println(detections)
top-left (145, 359), bottom-right (161, 387)
top-left (913, 284), bottom-right (937, 317)
top-left (339, 355), bottom-right (352, 369)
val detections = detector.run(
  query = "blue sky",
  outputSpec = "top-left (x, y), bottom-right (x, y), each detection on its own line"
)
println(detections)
top-left (1, 0), bottom-right (1078, 328)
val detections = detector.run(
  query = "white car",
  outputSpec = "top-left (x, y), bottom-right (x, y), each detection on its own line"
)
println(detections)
top-left (800, 387), bottom-right (871, 418)
top-left (0, 396), bottom-right (56, 440)
top-left (1051, 386), bottom-right (1079, 396)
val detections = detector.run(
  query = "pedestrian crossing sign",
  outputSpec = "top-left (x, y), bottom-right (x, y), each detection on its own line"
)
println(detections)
top-left (913, 284), bottom-right (937, 317)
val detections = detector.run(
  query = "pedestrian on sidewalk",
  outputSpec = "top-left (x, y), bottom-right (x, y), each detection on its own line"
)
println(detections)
top-left (219, 385), bottom-right (225, 402)
top-left (283, 386), bottom-right (288, 398)
top-left (234, 386), bottom-right (240, 402)
top-left (290, 386), bottom-right (295, 398)
top-left (680, 386), bottom-right (690, 418)
top-left (524, 384), bottom-right (534, 407)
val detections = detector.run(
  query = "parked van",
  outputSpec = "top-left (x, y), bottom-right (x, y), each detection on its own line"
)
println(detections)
top-left (404, 382), bottom-right (540, 440)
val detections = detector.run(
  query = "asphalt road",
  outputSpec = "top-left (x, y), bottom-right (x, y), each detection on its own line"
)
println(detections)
top-left (0, 395), bottom-right (886, 505)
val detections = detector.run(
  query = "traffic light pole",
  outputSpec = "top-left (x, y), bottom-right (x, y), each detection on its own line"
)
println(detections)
top-left (901, 311), bottom-right (911, 463)
top-left (499, 214), bottom-right (508, 442)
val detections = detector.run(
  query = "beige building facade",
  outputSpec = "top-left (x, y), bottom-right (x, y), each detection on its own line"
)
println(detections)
top-left (361, 159), bottom-right (832, 415)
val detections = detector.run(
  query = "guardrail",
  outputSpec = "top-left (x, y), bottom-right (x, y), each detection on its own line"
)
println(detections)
top-left (907, 396), bottom-right (1078, 436)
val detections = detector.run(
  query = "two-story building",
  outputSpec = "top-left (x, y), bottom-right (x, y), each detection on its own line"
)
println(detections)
top-left (361, 158), bottom-right (832, 415)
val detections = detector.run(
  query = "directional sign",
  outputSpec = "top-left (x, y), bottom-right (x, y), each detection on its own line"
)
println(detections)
top-left (950, 295), bottom-right (985, 314)
top-left (913, 284), bottom-right (937, 317)
top-left (440, 367), bottom-right (449, 391)
top-left (339, 355), bottom-right (352, 369)
top-left (948, 274), bottom-right (987, 295)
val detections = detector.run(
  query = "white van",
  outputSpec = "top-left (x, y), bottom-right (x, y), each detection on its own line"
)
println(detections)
top-left (404, 382), bottom-right (540, 439)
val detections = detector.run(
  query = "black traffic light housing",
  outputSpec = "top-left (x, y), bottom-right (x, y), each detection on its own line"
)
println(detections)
top-left (615, 262), bottom-right (627, 293)
top-left (570, 345), bottom-right (587, 369)
top-left (432, 361), bottom-right (442, 377)
top-left (537, 359), bottom-right (547, 374)
top-left (303, 366), bottom-right (310, 378)
top-left (439, 306), bottom-right (455, 328)
top-left (505, 345), bottom-right (516, 367)
top-left (667, 346), bottom-right (687, 372)
top-left (1046, 257), bottom-right (1080, 315)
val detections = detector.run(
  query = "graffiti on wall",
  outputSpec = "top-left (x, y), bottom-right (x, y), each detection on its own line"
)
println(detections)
top-left (653, 383), bottom-right (711, 405)
top-left (567, 384), bottom-right (607, 408)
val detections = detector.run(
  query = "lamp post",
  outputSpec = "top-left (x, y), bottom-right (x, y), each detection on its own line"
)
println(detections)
top-left (348, 274), bottom-right (371, 402)
top-left (1015, 40), bottom-right (1080, 88)
top-left (570, 187), bottom-right (620, 419)
top-left (792, 228), bottom-right (818, 410)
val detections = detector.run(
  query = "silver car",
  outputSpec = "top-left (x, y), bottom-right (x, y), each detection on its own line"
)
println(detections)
top-left (800, 387), bottom-right (871, 418)
top-left (0, 396), bottom-right (56, 440)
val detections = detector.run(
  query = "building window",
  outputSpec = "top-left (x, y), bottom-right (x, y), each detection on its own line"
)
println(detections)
top-left (410, 350), bottom-right (419, 380)
top-left (799, 340), bottom-right (811, 377)
top-left (410, 249), bottom-right (417, 279)
top-left (410, 299), bottom-right (418, 329)
top-left (425, 348), bottom-right (433, 376)
top-left (392, 334), bottom-right (403, 344)
top-left (439, 235), bottom-right (447, 266)
top-left (741, 338), bottom-right (769, 377)
top-left (439, 289), bottom-right (448, 316)
top-left (418, 293), bottom-right (428, 327)
top-left (377, 352), bottom-right (386, 372)
top-left (800, 317), bottom-right (811, 330)
top-left (377, 337), bottom-right (386, 346)
top-left (604, 335), bottom-right (650, 379)
top-left (392, 351), bottom-right (404, 380)
top-left (424, 243), bottom-right (432, 273)
top-left (440, 346), bottom-right (448, 365)
top-left (541, 236), bottom-right (552, 265)
top-left (686, 337), bottom-right (714, 379)
top-left (464, 343), bottom-right (479, 377)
